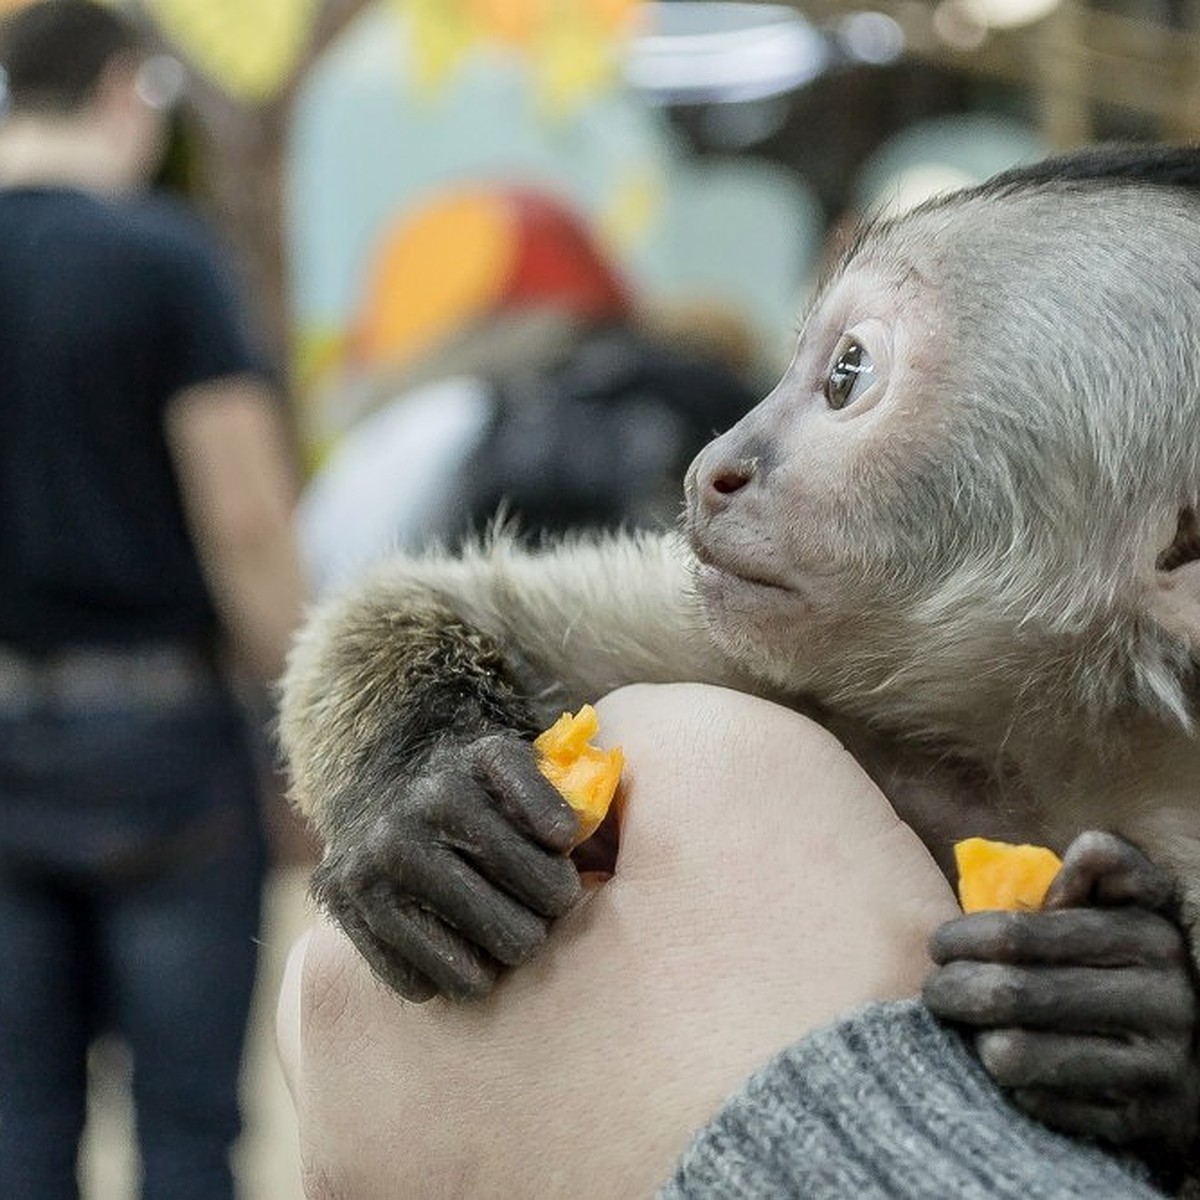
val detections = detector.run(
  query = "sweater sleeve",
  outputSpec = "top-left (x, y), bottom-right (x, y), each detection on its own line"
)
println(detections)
top-left (660, 1000), bottom-right (1163, 1200)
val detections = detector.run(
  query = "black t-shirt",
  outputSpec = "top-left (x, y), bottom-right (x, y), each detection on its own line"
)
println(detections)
top-left (0, 187), bottom-right (265, 653)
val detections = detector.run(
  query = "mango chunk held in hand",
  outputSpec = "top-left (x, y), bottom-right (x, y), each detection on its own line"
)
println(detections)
top-left (535, 705), bottom-right (624, 846)
top-left (955, 836), bottom-right (1063, 913)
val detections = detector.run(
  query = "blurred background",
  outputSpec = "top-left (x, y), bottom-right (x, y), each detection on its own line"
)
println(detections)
top-left (17, 0), bottom-right (1190, 465)
top-left (1, 0), bottom-right (1193, 1195)
top-left (59, 0), bottom-right (1197, 439)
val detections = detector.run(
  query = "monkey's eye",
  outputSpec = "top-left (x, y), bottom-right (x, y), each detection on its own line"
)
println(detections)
top-left (824, 338), bottom-right (876, 410)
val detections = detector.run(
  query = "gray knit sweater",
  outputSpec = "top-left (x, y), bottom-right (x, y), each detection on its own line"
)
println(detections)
top-left (662, 1000), bottom-right (1163, 1198)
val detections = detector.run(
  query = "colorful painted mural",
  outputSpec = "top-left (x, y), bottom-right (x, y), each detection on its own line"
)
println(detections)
top-left (400, 0), bottom-right (641, 112)
top-left (287, 4), bottom-right (823, 448)
top-left (141, 0), bottom-right (322, 102)
top-left (1, 0), bottom-right (639, 106)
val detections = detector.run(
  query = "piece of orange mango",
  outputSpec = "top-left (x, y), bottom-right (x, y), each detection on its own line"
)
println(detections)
top-left (954, 836), bottom-right (1063, 913)
top-left (535, 704), bottom-right (623, 846)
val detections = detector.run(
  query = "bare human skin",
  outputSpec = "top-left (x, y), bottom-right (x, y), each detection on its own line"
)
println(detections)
top-left (278, 145), bottom-right (1200, 1184)
top-left (278, 684), bottom-right (962, 1200)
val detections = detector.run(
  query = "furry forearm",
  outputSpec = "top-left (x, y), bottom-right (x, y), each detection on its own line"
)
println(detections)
top-left (277, 528), bottom-right (738, 832)
top-left (427, 529), bottom-right (734, 704)
top-left (278, 579), bottom-right (535, 834)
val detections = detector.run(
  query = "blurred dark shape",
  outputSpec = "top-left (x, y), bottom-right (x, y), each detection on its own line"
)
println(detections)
top-left (300, 182), bottom-right (761, 591)
top-left (455, 317), bottom-right (756, 540)
top-left (0, 4), bottom-right (308, 1198)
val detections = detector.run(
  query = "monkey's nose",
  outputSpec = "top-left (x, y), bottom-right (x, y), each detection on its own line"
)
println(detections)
top-left (696, 457), bottom-right (758, 511)
top-left (712, 460), bottom-right (757, 494)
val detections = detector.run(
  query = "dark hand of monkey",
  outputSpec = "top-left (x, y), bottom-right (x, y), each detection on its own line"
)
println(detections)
top-left (923, 831), bottom-right (1199, 1176)
top-left (312, 731), bottom-right (583, 1003)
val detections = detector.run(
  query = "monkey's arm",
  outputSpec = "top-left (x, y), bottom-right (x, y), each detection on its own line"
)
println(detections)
top-left (278, 528), bottom-right (752, 1000)
top-left (280, 528), bottom-right (751, 825)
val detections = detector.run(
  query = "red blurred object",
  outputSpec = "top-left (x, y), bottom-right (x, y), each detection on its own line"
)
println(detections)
top-left (502, 186), bottom-right (631, 325)
top-left (350, 183), bottom-right (632, 371)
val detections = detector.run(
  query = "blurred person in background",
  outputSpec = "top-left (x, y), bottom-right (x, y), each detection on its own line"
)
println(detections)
top-left (299, 182), bottom-right (763, 595)
top-left (0, 2), bottom-right (308, 1197)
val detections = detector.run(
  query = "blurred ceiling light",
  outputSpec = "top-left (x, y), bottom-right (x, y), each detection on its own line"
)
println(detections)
top-left (625, 2), bottom-right (830, 104)
top-left (932, 0), bottom-right (989, 49)
top-left (135, 54), bottom-right (189, 112)
top-left (836, 12), bottom-right (905, 65)
top-left (941, 0), bottom-right (1061, 34)
top-left (969, 0), bottom-right (1061, 27)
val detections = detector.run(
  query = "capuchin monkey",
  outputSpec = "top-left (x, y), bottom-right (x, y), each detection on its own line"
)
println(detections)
top-left (279, 144), bottom-right (1200, 1182)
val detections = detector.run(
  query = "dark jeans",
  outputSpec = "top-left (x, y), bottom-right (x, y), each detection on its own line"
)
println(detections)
top-left (0, 692), bottom-right (267, 1200)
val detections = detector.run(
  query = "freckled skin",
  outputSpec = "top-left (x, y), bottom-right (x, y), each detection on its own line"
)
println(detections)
top-left (279, 144), bottom-right (1200, 1188)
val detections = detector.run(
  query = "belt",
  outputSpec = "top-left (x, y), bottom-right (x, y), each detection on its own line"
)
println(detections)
top-left (0, 643), bottom-right (221, 713)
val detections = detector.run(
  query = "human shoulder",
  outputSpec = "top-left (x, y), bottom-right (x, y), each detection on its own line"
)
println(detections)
top-left (89, 193), bottom-right (265, 387)
top-left (0, 187), bottom-right (227, 277)
top-left (98, 193), bottom-right (250, 326)
top-left (117, 192), bottom-right (229, 267)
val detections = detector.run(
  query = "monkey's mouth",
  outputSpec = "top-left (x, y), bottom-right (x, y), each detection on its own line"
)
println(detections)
top-left (690, 539), bottom-right (791, 594)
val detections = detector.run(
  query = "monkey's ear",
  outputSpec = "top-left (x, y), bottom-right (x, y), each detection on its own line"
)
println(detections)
top-left (1149, 508), bottom-right (1200, 646)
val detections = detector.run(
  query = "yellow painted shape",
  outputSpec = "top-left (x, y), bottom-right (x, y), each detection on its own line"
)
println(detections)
top-left (399, 0), bottom-right (476, 94)
top-left (395, 0), bottom-right (636, 111)
top-left (955, 837), bottom-right (1063, 913)
top-left (145, 0), bottom-right (318, 103)
top-left (587, 0), bottom-right (641, 34)
top-left (533, 18), bottom-right (614, 117)
top-left (535, 704), bottom-right (624, 845)
top-left (598, 167), bottom-right (666, 255)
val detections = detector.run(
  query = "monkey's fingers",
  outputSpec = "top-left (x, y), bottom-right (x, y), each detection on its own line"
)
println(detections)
top-left (387, 845), bottom-right (555, 968)
top-left (334, 829), bottom-right (549, 981)
top-left (317, 830), bottom-right (549, 998)
top-left (468, 731), bottom-right (582, 853)
top-left (441, 799), bottom-right (582, 918)
top-left (923, 961), bottom-right (1194, 1035)
top-left (978, 1028), bottom-right (1200, 1164)
top-left (1044, 830), bottom-right (1175, 911)
top-left (323, 891), bottom-right (440, 1003)
top-left (1009, 1085), bottom-right (1199, 1156)
top-left (929, 907), bottom-right (1185, 969)
top-left (357, 888), bottom-right (504, 1002)
top-left (975, 1027), bottom-right (1186, 1094)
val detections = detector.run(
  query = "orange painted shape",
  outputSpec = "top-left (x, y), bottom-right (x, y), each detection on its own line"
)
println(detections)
top-left (534, 704), bottom-right (624, 845)
top-left (587, 0), bottom-right (640, 33)
top-left (354, 189), bottom-right (517, 369)
top-left (955, 837), bottom-right (1063, 913)
top-left (467, 0), bottom-right (541, 45)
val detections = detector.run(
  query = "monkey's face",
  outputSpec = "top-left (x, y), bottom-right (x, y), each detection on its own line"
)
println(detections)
top-left (690, 181), bottom-right (1200, 741)
top-left (684, 245), bottom-right (959, 695)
